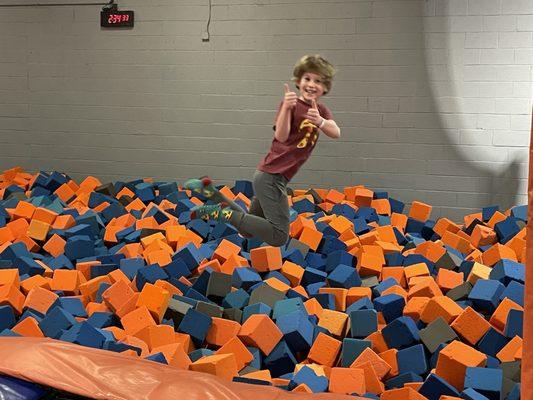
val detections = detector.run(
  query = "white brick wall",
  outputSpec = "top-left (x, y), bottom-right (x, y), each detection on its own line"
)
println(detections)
top-left (0, 0), bottom-right (531, 222)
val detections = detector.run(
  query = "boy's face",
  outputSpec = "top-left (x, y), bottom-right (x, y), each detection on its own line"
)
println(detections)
top-left (297, 72), bottom-right (326, 103)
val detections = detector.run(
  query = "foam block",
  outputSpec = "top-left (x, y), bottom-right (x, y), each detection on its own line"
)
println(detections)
top-left (349, 309), bottom-right (378, 338)
top-left (464, 367), bottom-right (502, 400)
top-left (177, 308), bottom-right (212, 346)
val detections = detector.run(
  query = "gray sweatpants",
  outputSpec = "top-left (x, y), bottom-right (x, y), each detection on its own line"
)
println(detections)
top-left (210, 170), bottom-right (290, 247)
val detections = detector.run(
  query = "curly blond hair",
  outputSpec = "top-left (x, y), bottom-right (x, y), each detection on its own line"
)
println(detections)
top-left (292, 54), bottom-right (336, 94)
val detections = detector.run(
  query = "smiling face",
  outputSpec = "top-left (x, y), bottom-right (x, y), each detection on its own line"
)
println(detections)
top-left (297, 72), bottom-right (326, 103)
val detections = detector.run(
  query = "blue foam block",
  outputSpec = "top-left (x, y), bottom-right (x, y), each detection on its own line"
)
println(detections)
top-left (385, 372), bottom-right (423, 390)
top-left (263, 340), bottom-right (297, 377)
top-left (464, 367), bottom-right (502, 400)
top-left (272, 298), bottom-right (304, 320)
top-left (188, 348), bottom-right (213, 362)
top-left (136, 264), bottom-right (168, 291)
top-left (461, 388), bottom-right (491, 400)
top-left (490, 259), bottom-right (524, 286)
top-left (38, 307), bottom-right (77, 339)
top-left (468, 279), bottom-right (505, 312)
top-left (327, 264), bottom-right (361, 288)
top-left (288, 365), bottom-right (329, 393)
top-left (242, 302), bottom-right (272, 323)
top-left (500, 280), bottom-right (524, 307)
top-left (86, 311), bottom-right (116, 329)
top-left (504, 309), bottom-right (523, 338)
top-left (381, 316), bottom-right (420, 349)
top-left (173, 242), bottom-right (203, 271)
top-left (247, 346), bottom-right (262, 370)
top-left (276, 310), bottom-right (314, 353)
top-left (325, 250), bottom-right (354, 273)
top-left (0, 305), bottom-right (16, 331)
top-left (301, 267), bottom-right (327, 286)
top-left (340, 338), bottom-right (372, 367)
top-left (164, 259), bottom-right (191, 280)
top-left (222, 288), bottom-right (249, 310)
top-left (349, 309), bottom-right (378, 338)
top-left (74, 321), bottom-right (107, 349)
top-left (119, 257), bottom-right (145, 280)
top-left (477, 327), bottom-right (509, 357)
top-left (494, 218), bottom-right (521, 244)
top-left (374, 293), bottom-right (405, 323)
top-left (177, 308), bottom-right (212, 346)
top-left (397, 344), bottom-right (428, 376)
top-left (418, 373), bottom-right (460, 400)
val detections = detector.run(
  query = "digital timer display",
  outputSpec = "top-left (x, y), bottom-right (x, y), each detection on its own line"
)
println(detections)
top-left (101, 10), bottom-right (134, 28)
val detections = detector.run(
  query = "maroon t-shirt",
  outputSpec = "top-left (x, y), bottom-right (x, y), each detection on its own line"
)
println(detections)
top-left (257, 98), bottom-right (333, 181)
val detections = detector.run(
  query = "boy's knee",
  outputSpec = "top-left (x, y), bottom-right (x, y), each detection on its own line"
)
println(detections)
top-left (270, 229), bottom-right (289, 247)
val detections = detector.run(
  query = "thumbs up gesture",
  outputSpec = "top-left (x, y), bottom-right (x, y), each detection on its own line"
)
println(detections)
top-left (305, 99), bottom-right (323, 127)
top-left (282, 83), bottom-right (298, 110)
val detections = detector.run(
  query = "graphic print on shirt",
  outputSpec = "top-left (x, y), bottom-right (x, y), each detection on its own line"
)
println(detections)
top-left (296, 119), bottom-right (318, 149)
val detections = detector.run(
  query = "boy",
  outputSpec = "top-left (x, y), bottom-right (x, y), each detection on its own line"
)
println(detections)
top-left (185, 54), bottom-right (341, 247)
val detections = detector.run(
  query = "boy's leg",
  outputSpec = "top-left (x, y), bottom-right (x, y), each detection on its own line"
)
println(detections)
top-left (228, 171), bottom-right (289, 247)
top-left (189, 171), bottom-right (289, 247)
top-left (184, 176), bottom-right (245, 212)
top-left (248, 196), bottom-right (265, 218)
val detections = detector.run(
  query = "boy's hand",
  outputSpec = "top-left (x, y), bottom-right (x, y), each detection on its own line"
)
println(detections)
top-left (305, 99), bottom-right (324, 127)
top-left (282, 83), bottom-right (297, 110)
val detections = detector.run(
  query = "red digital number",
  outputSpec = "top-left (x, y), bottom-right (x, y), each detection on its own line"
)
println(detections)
top-left (106, 12), bottom-right (131, 25)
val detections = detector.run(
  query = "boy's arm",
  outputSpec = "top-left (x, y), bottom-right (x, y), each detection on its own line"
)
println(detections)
top-left (274, 106), bottom-right (292, 142)
top-left (274, 84), bottom-right (297, 143)
top-left (306, 100), bottom-right (341, 139)
top-left (319, 118), bottom-right (341, 139)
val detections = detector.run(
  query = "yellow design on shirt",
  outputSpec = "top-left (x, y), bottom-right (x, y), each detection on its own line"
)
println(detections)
top-left (296, 119), bottom-right (318, 149)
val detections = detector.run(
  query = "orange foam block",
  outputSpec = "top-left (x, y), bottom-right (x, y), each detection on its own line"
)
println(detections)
top-left (0, 284), bottom-right (25, 314)
top-left (238, 314), bottom-right (283, 356)
top-left (280, 261), bottom-right (304, 287)
top-left (215, 336), bottom-right (253, 371)
top-left (289, 215), bottom-right (315, 238)
top-left (450, 306), bottom-right (491, 346)
top-left (206, 317), bottom-right (241, 347)
top-left (408, 201), bottom-right (432, 222)
top-left (0, 268), bottom-right (19, 288)
top-left (329, 367), bottom-right (366, 395)
top-left (380, 387), bottom-right (428, 400)
top-left (436, 269), bottom-right (464, 293)
top-left (489, 297), bottom-right (523, 332)
top-left (298, 226), bottom-right (323, 251)
top-left (20, 274), bottom-right (51, 295)
top-left (189, 353), bottom-right (239, 381)
top-left (420, 296), bottom-right (463, 324)
top-left (151, 342), bottom-right (191, 370)
top-left (318, 309), bottom-right (349, 338)
top-left (42, 234), bottom-right (66, 257)
top-left (307, 332), bottom-right (342, 367)
top-left (102, 279), bottom-right (135, 313)
top-left (435, 340), bottom-right (487, 391)
top-left (134, 324), bottom-right (175, 351)
top-left (120, 305), bottom-right (157, 336)
top-left (135, 282), bottom-right (171, 323)
top-left (50, 269), bottom-right (84, 294)
top-left (351, 347), bottom-right (391, 380)
top-left (212, 238), bottom-right (241, 264)
top-left (23, 286), bottom-right (59, 315)
top-left (27, 219), bottom-right (50, 242)
top-left (496, 336), bottom-right (522, 363)
top-left (249, 246), bottom-right (282, 272)
top-left (12, 316), bottom-right (44, 337)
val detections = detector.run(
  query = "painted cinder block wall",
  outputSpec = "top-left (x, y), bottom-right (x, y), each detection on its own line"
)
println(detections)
top-left (0, 0), bottom-right (531, 221)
